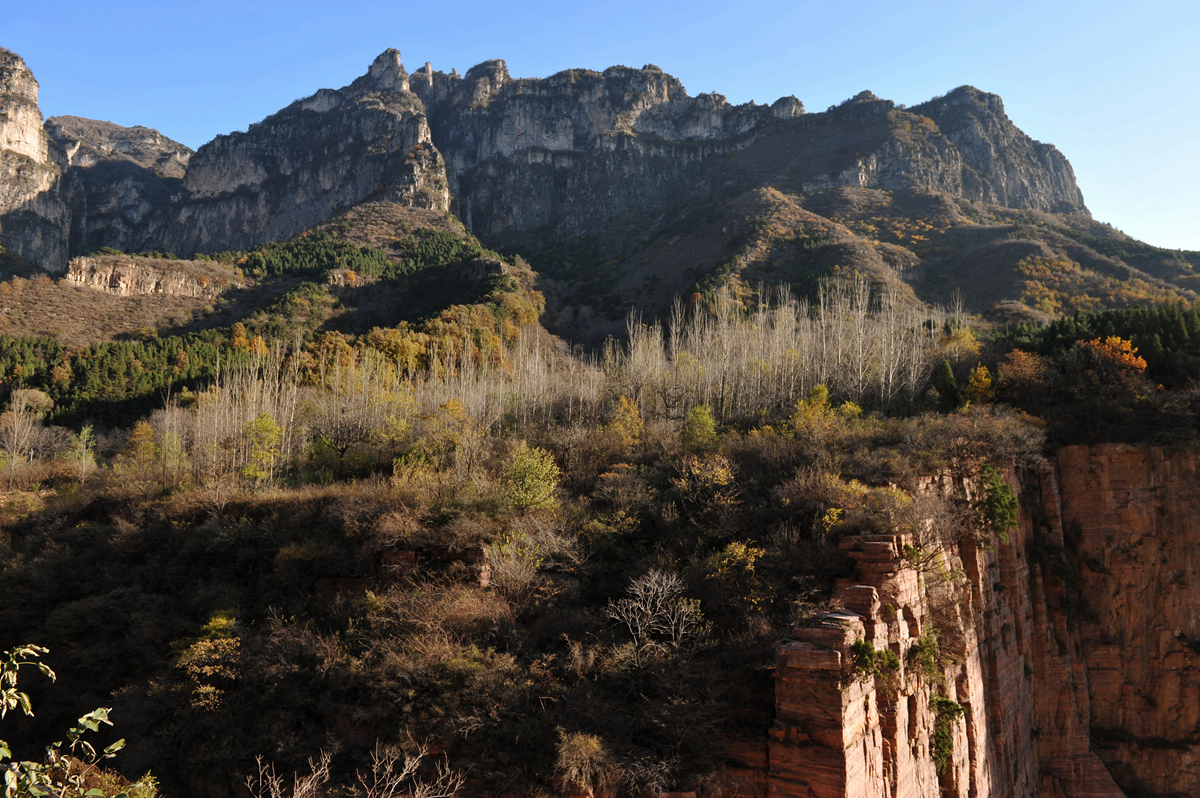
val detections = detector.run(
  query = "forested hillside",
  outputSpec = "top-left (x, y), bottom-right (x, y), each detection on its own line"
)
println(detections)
top-left (3, 266), bottom-right (1197, 796)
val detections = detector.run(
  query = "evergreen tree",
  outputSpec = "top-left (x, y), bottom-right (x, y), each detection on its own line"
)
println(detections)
top-left (935, 359), bottom-right (959, 409)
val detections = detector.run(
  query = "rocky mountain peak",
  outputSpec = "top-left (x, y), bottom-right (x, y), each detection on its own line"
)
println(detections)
top-left (771, 95), bottom-right (805, 118)
top-left (0, 47), bottom-right (39, 106)
top-left (463, 58), bottom-right (509, 83)
top-left (0, 47), bottom-right (50, 164)
top-left (361, 48), bottom-right (409, 93)
top-left (913, 84), bottom-right (1086, 213)
top-left (929, 84), bottom-right (1005, 113)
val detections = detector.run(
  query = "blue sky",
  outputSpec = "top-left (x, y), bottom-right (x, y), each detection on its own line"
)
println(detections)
top-left (3, 0), bottom-right (1197, 249)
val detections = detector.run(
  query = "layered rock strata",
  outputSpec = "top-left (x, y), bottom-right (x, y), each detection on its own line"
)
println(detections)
top-left (1056, 445), bottom-right (1200, 795)
top-left (759, 446), bottom-right (1200, 798)
top-left (65, 254), bottom-right (242, 299)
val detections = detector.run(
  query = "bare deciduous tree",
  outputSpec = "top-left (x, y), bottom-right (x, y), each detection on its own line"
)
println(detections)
top-left (607, 569), bottom-right (710, 665)
top-left (356, 739), bottom-right (465, 798)
top-left (245, 750), bottom-right (331, 798)
top-left (0, 389), bottom-right (50, 489)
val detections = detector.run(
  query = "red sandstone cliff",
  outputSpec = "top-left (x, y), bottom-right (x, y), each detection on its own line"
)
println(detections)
top-left (1057, 445), bottom-right (1200, 796)
top-left (752, 445), bottom-right (1200, 798)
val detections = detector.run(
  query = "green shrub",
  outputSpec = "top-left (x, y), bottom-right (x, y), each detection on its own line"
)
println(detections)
top-left (935, 359), bottom-right (959, 409)
top-left (500, 443), bottom-right (560, 511)
top-left (931, 694), bottom-right (964, 773)
top-left (906, 632), bottom-right (941, 681)
top-left (977, 464), bottom-right (1018, 543)
top-left (850, 638), bottom-right (900, 682)
top-left (681, 404), bottom-right (718, 451)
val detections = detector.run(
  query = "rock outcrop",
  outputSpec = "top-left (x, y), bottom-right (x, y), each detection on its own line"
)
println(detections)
top-left (749, 445), bottom-right (1200, 798)
top-left (65, 254), bottom-right (242, 299)
top-left (46, 115), bottom-right (193, 178)
top-left (0, 48), bottom-right (1091, 271)
top-left (0, 47), bottom-right (70, 270)
top-left (913, 86), bottom-right (1086, 213)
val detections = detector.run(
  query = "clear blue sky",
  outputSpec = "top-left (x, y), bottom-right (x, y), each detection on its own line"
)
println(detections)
top-left (3, 0), bottom-right (1197, 249)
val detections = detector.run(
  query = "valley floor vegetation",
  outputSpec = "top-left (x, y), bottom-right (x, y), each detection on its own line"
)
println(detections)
top-left (1, 276), bottom-right (1197, 797)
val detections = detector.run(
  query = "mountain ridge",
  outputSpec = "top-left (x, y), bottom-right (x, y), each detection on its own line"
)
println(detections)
top-left (3, 46), bottom-right (1196, 339)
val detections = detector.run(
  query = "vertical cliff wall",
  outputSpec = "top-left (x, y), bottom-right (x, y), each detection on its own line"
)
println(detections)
top-left (1056, 445), bottom-right (1200, 796)
top-left (0, 47), bottom-right (1091, 271)
top-left (760, 447), bottom-right (1200, 798)
top-left (0, 47), bottom-right (70, 270)
top-left (146, 49), bottom-right (450, 256)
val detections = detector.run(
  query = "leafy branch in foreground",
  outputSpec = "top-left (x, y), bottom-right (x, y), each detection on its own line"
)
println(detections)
top-left (1, 645), bottom-right (145, 798)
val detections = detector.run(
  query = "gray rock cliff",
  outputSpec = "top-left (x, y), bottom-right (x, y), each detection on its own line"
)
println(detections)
top-left (149, 48), bottom-right (449, 255)
top-left (44, 116), bottom-right (193, 257)
top-left (0, 47), bottom-right (1090, 271)
top-left (913, 86), bottom-right (1086, 213)
top-left (410, 60), bottom-right (806, 238)
top-left (0, 47), bottom-right (70, 271)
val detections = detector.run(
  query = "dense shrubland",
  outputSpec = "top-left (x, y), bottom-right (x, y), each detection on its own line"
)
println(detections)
top-left (2, 276), bottom-right (1196, 797)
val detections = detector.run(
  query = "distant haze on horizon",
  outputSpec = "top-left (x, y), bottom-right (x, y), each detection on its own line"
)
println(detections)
top-left (3, 0), bottom-right (1197, 250)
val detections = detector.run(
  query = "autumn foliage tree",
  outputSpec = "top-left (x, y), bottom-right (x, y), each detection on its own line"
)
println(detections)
top-left (1061, 336), bottom-right (1150, 434)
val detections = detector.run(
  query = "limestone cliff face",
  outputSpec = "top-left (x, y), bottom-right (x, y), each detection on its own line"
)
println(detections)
top-left (749, 446), bottom-right (1200, 798)
top-left (15, 49), bottom-right (450, 262)
top-left (148, 49), bottom-right (450, 255)
top-left (913, 86), bottom-right (1086, 213)
top-left (0, 47), bottom-right (1089, 271)
top-left (43, 117), bottom-right (193, 257)
top-left (404, 64), bottom-right (1088, 242)
top-left (0, 47), bottom-right (70, 271)
top-left (65, 254), bottom-right (242, 299)
top-left (410, 60), bottom-right (801, 238)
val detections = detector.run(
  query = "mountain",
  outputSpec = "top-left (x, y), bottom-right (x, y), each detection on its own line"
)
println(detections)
top-left (7, 46), bottom-right (1197, 337)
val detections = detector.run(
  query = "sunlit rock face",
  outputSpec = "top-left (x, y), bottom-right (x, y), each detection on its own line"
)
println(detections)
top-left (65, 254), bottom-right (242, 299)
top-left (912, 86), bottom-right (1086, 213)
top-left (753, 445), bottom-right (1199, 798)
top-left (0, 47), bottom-right (70, 271)
top-left (408, 67), bottom-right (1086, 244)
top-left (2, 47), bottom-right (1087, 276)
top-left (152, 48), bottom-right (450, 256)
